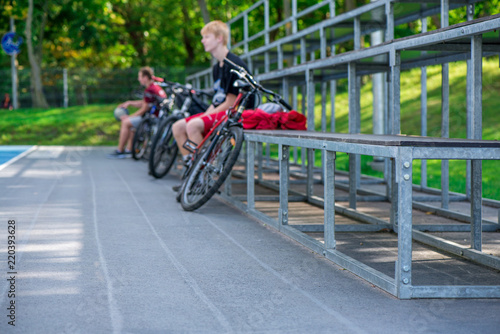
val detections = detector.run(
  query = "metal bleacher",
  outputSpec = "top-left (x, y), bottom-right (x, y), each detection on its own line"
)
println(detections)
top-left (186, 0), bottom-right (500, 299)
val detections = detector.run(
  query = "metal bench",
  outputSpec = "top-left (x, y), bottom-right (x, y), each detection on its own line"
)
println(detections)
top-left (221, 130), bottom-right (500, 299)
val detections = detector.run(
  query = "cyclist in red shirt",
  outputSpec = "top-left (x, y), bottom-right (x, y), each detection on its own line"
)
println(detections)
top-left (109, 67), bottom-right (166, 158)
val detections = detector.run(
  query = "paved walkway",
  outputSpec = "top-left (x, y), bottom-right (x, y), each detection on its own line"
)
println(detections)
top-left (0, 146), bottom-right (499, 333)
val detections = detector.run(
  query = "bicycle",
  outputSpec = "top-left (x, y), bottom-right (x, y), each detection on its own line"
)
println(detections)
top-left (131, 94), bottom-right (170, 161)
top-left (148, 80), bottom-right (213, 178)
top-left (177, 57), bottom-right (292, 211)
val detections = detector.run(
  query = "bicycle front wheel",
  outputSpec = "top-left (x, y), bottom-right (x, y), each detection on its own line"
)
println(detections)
top-left (180, 126), bottom-right (243, 211)
top-left (149, 116), bottom-right (179, 178)
top-left (132, 118), bottom-right (151, 160)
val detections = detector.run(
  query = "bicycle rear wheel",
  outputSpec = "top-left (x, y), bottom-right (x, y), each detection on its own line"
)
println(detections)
top-left (149, 116), bottom-right (179, 178)
top-left (180, 126), bottom-right (243, 211)
top-left (132, 118), bottom-right (151, 160)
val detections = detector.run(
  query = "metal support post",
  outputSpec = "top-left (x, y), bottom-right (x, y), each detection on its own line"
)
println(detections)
top-left (63, 68), bottom-right (68, 108)
top-left (385, 1), bottom-right (394, 42)
top-left (324, 150), bottom-right (336, 250)
top-left (441, 0), bottom-right (449, 28)
top-left (264, 0), bottom-right (270, 45)
top-left (282, 77), bottom-right (289, 103)
top-left (266, 143), bottom-right (270, 167)
top-left (396, 148), bottom-right (413, 299)
top-left (390, 158), bottom-right (397, 227)
top-left (300, 41), bottom-right (307, 171)
top-left (292, 0), bottom-right (297, 33)
top-left (420, 16), bottom-right (428, 188)
top-left (330, 28), bottom-right (336, 134)
top-left (389, 49), bottom-right (401, 135)
top-left (306, 69), bottom-right (315, 131)
top-left (307, 148), bottom-right (314, 201)
top-left (354, 16), bottom-right (361, 50)
top-left (465, 4), bottom-right (475, 199)
top-left (330, 80), bottom-right (336, 133)
top-left (277, 44), bottom-right (284, 70)
top-left (292, 63), bottom-right (298, 163)
top-left (247, 141), bottom-right (256, 211)
top-left (440, 2), bottom-right (450, 208)
top-left (279, 144), bottom-right (290, 230)
top-left (321, 80), bottom-right (327, 181)
top-left (471, 160), bottom-right (482, 251)
top-left (320, 27), bottom-right (327, 58)
top-left (348, 62), bottom-right (360, 209)
top-left (329, 0), bottom-right (335, 18)
top-left (257, 142), bottom-right (263, 181)
top-left (441, 61), bottom-right (450, 209)
top-left (471, 34), bottom-right (483, 251)
top-left (244, 14), bottom-right (249, 55)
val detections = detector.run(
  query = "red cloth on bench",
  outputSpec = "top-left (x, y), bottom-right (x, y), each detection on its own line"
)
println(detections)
top-left (241, 109), bottom-right (307, 130)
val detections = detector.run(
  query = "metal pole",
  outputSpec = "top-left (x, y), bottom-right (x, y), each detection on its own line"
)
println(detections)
top-left (385, 1), bottom-right (394, 42)
top-left (301, 38), bottom-right (307, 171)
top-left (421, 15), bottom-right (428, 189)
top-left (330, 27), bottom-right (336, 134)
top-left (328, 0), bottom-right (335, 18)
top-left (354, 16), bottom-right (361, 50)
top-left (292, 0), bottom-right (297, 34)
top-left (471, 34), bottom-right (483, 251)
top-left (321, 80), bottom-right (327, 181)
top-left (441, 0), bottom-right (450, 209)
top-left (371, 2), bottom-right (385, 163)
top-left (244, 14), bottom-right (249, 54)
top-left (348, 62), bottom-right (360, 209)
top-left (279, 144), bottom-right (290, 230)
top-left (247, 141), bottom-right (256, 211)
top-left (277, 44), bottom-right (283, 70)
top-left (396, 148), bottom-right (413, 299)
top-left (465, 4), bottom-right (475, 199)
top-left (389, 49), bottom-right (401, 135)
top-left (330, 80), bottom-right (336, 133)
top-left (10, 17), bottom-right (18, 109)
top-left (324, 150), bottom-right (336, 250)
top-left (63, 68), bottom-right (68, 108)
top-left (292, 49), bottom-right (298, 164)
top-left (307, 68), bottom-right (316, 195)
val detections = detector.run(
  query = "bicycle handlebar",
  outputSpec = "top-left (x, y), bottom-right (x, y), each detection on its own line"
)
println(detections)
top-left (224, 58), bottom-right (292, 111)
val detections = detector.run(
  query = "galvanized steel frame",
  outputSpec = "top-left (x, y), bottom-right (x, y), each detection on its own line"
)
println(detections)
top-left (187, 1), bottom-right (500, 299)
top-left (237, 131), bottom-right (500, 299)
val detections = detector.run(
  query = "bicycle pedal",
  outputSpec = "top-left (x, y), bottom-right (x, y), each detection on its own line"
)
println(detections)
top-left (182, 139), bottom-right (198, 153)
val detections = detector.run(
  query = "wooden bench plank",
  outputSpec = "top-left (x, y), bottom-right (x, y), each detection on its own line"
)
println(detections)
top-left (244, 130), bottom-right (500, 148)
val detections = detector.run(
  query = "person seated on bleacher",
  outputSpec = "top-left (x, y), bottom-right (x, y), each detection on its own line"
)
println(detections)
top-left (172, 20), bottom-right (251, 188)
top-left (108, 67), bottom-right (166, 158)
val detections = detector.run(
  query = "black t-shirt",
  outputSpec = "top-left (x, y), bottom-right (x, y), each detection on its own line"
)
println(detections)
top-left (211, 52), bottom-right (251, 108)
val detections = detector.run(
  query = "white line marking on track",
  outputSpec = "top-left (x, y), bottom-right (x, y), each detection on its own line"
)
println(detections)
top-left (89, 169), bottom-right (123, 334)
top-left (115, 169), bottom-right (233, 333)
top-left (203, 215), bottom-right (367, 334)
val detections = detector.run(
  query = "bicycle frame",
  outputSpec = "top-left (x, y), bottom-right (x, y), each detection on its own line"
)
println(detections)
top-left (193, 92), bottom-right (244, 151)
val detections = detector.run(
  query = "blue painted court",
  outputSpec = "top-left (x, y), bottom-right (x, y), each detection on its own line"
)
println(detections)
top-left (0, 145), bottom-right (33, 165)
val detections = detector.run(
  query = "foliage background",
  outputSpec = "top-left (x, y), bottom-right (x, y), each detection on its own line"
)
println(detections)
top-left (2, 0), bottom-right (499, 71)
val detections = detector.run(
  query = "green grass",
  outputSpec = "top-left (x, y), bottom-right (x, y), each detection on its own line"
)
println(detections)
top-left (1, 58), bottom-right (500, 199)
top-left (0, 104), bottom-right (122, 146)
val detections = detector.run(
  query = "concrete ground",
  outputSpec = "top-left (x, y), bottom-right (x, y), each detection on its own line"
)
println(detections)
top-left (0, 146), bottom-right (499, 334)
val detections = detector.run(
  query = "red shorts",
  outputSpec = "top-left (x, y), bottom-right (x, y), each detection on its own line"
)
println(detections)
top-left (185, 110), bottom-right (227, 136)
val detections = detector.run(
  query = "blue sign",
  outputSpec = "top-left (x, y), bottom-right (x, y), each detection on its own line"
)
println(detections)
top-left (1, 32), bottom-right (23, 55)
